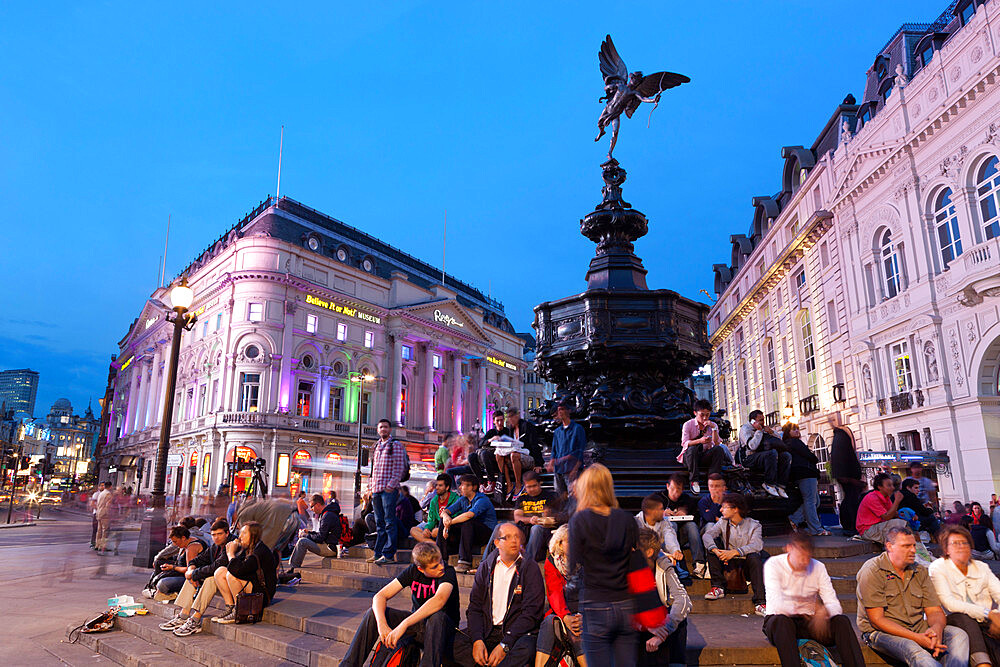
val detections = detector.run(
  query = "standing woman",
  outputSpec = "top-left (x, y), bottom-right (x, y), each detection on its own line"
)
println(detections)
top-left (782, 423), bottom-right (830, 536)
top-left (568, 463), bottom-right (638, 666)
top-left (829, 426), bottom-right (864, 535)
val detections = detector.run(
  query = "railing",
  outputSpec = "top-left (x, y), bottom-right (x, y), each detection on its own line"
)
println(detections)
top-left (963, 236), bottom-right (999, 270)
top-left (221, 412), bottom-right (269, 425)
top-left (799, 394), bottom-right (820, 416)
top-left (876, 399), bottom-right (887, 416)
top-left (890, 392), bottom-right (913, 413)
top-left (764, 411), bottom-right (779, 428)
top-left (832, 383), bottom-right (846, 403)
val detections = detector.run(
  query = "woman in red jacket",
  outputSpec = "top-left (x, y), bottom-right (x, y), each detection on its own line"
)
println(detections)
top-left (534, 525), bottom-right (587, 667)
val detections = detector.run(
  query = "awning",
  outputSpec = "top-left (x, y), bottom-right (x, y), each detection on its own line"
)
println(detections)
top-left (858, 450), bottom-right (950, 466)
top-left (114, 455), bottom-right (139, 468)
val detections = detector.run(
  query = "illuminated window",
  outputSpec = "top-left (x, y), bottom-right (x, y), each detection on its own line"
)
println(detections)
top-left (296, 382), bottom-right (313, 417)
top-left (399, 375), bottom-right (408, 427)
top-left (891, 342), bottom-right (913, 393)
top-left (248, 302), bottom-right (264, 322)
top-left (364, 330), bottom-right (374, 348)
top-left (239, 373), bottom-right (260, 412)
top-left (306, 314), bottom-right (318, 334)
top-left (336, 322), bottom-right (347, 341)
top-left (401, 345), bottom-right (412, 361)
top-left (433, 354), bottom-right (442, 369)
top-left (328, 386), bottom-right (343, 420)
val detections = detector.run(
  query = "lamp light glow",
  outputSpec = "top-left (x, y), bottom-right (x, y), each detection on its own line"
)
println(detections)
top-left (169, 283), bottom-right (194, 311)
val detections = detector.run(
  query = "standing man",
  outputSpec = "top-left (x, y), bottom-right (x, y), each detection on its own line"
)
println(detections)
top-left (547, 403), bottom-right (586, 496)
top-left (907, 463), bottom-right (939, 510)
top-left (450, 523), bottom-right (545, 666)
top-left (94, 482), bottom-right (113, 552)
top-left (857, 526), bottom-right (970, 667)
top-left (410, 474), bottom-right (459, 546)
top-left (678, 399), bottom-right (727, 493)
top-left (368, 418), bottom-right (409, 565)
top-left (438, 475), bottom-right (498, 573)
top-left (763, 532), bottom-right (866, 667)
top-left (738, 410), bottom-right (790, 498)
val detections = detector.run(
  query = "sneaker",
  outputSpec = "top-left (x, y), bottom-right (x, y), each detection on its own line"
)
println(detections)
top-left (212, 605), bottom-right (235, 623)
top-left (849, 534), bottom-right (867, 542)
top-left (693, 562), bottom-right (708, 579)
top-left (482, 481), bottom-right (495, 494)
top-left (286, 576), bottom-right (301, 586)
top-left (455, 560), bottom-right (473, 574)
top-left (691, 481), bottom-right (701, 494)
top-left (374, 556), bottom-right (394, 565)
top-left (776, 486), bottom-right (789, 499)
top-left (762, 483), bottom-right (781, 497)
top-left (755, 604), bottom-right (767, 617)
top-left (158, 614), bottom-right (187, 631)
top-left (173, 616), bottom-right (203, 636)
top-left (366, 554), bottom-right (378, 563)
top-left (141, 588), bottom-right (155, 599)
top-left (704, 587), bottom-right (725, 600)
top-left (336, 545), bottom-right (346, 558)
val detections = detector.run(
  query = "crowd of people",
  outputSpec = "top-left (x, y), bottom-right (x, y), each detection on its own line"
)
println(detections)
top-left (134, 399), bottom-right (1000, 667)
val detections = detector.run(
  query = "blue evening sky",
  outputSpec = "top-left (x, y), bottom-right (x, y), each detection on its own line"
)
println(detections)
top-left (0, 1), bottom-right (948, 417)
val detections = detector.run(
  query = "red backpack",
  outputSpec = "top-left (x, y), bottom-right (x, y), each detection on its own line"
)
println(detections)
top-left (366, 636), bottom-right (418, 667)
top-left (338, 514), bottom-right (353, 548)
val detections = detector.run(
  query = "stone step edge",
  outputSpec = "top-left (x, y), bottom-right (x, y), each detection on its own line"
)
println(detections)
top-left (72, 625), bottom-right (206, 667)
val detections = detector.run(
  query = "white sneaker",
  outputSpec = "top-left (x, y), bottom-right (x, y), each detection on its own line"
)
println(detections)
top-left (763, 483), bottom-right (780, 497)
top-left (691, 481), bottom-right (701, 494)
top-left (776, 486), bottom-right (789, 499)
top-left (693, 562), bottom-right (708, 579)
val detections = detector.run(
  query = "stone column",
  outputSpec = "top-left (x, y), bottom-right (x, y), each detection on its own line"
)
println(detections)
top-left (135, 358), bottom-right (152, 431)
top-left (477, 359), bottom-right (487, 427)
top-left (389, 331), bottom-right (404, 425)
top-left (147, 347), bottom-right (164, 426)
top-left (277, 302), bottom-right (296, 412)
top-left (125, 364), bottom-right (141, 434)
top-left (422, 343), bottom-right (436, 429)
top-left (452, 354), bottom-right (464, 433)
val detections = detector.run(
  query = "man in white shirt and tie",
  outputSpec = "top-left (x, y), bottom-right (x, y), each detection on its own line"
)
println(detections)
top-left (763, 532), bottom-right (865, 667)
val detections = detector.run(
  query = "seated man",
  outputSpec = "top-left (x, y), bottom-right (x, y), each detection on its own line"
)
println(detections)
top-left (857, 525), bottom-right (969, 667)
top-left (211, 521), bottom-right (277, 624)
top-left (738, 410), bottom-right (790, 498)
top-left (284, 494), bottom-right (342, 580)
top-left (702, 492), bottom-right (768, 616)
top-left (158, 519), bottom-right (235, 636)
top-left (153, 525), bottom-right (207, 600)
top-left (396, 485), bottom-right (421, 542)
top-left (899, 478), bottom-right (940, 538)
top-left (857, 473), bottom-right (909, 545)
top-left (763, 532), bottom-right (865, 667)
top-left (438, 475), bottom-right (498, 573)
top-left (636, 527), bottom-right (692, 667)
top-left (697, 473), bottom-right (726, 526)
top-left (411, 474), bottom-right (459, 546)
top-left (496, 407), bottom-right (542, 500)
top-left (677, 399), bottom-right (727, 494)
top-left (451, 523), bottom-right (545, 667)
top-left (659, 474), bottom-right (706, 581)
top-left (486, 470), bottom-right (561, 562)
top-left (635, 494), bottom-right (682, 570)
top-left (341, 542), bottom-right (459, 667)
top-left (471, 411), bottom-right (507, 493)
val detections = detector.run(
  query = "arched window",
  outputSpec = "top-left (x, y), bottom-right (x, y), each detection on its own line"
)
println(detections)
top-left (934, 189), bottom-right (963, 267)
top-left (976, 156), bottom-right (1000, 240)
top-left (880, 229), bottom-right (901, 298)
top-left (766, 340), bottom-right (777, 393)
top-left (800, 312), bottom-right (818, 396)
top-left (740, 361), bottom-right (749, 405)
top-left (431, 383), bottom-right (438, 431)
top-left (399, 375), bottom-right (408, 427)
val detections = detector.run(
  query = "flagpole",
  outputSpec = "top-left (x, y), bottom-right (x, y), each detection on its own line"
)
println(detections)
top-left (442, 210), bottom-right (446, 285)
top-left (276, 125), bottom-right (284, 200)
top-left (160, 215), bottom-right (170, 288)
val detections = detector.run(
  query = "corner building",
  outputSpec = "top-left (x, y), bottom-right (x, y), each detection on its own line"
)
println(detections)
top-left (710, 0), bottom-right (1000, 503)
top-left (100, 197), bottom-right (525, 509)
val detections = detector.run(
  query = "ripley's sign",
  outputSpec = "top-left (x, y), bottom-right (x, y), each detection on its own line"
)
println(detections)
top-left (433, 309), bottom-right (464, 328)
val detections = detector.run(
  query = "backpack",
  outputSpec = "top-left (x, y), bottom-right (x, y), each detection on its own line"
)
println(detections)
top-left (365, 635), bottom-right (419, 667)
top-left (338, 514), bottom-right (353, 547)
top-left (798, 639), bottom-right (839, 667)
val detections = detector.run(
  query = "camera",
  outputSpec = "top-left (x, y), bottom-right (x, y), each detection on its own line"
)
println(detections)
top-left (253, 458), bottom-right (266, 472)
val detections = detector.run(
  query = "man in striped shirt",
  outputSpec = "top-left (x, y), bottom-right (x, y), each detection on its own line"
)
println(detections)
top-left (368, 418), bottom-right (409, 565)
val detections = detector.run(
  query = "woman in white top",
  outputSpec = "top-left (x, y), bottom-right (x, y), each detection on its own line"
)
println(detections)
top-left (929, 524), bottom-right (1000, 667)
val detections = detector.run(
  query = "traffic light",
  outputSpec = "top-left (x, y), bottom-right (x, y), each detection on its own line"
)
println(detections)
top-left (42, 453), bottom-right (53, 478)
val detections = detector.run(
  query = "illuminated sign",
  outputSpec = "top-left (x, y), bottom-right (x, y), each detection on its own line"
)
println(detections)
top-left (305, 294), bottom-right (382, 325)
top-left (145, 317), bottom-right (157, 330)
top-left (276, 453), bottom-right (290, 487)
top-left (192, 305), bottom-right (206, 317)
top-left (119, 356), bottom-right (134, 372)
top-left (233, 446), bottom-right (255, 463)
top-left (291, 449), bottom-right (312, 464)
top-left (487, 355), bottom-right (517, 371)
top-left (201, 453), bottom-right (211, 487)
top-left (434, 309), bottom-right (464, 328)
top-left (326, 452), bottom-right (342, 463)
top-left (189, 451), bottom-right (199, 467)
top-left (328, 441), bottom-right (350, 449)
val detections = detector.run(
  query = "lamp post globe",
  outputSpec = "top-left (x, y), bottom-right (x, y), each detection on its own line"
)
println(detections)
top-left (169, 282), bottom-right (194, 311)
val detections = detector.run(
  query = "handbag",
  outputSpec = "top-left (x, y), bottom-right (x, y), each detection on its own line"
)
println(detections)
top-left (68, 608), bottom-right (118, 643)
top-left (234, 553), bottom-right (267, 624)
top-left (721, 520), bottom-right (748, 594)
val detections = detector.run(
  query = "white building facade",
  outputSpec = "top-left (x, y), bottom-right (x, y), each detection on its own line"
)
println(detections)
top-left (100, 197), bottom-right (526, 509)
top-left (710, 0), bottom-right (1000, 503)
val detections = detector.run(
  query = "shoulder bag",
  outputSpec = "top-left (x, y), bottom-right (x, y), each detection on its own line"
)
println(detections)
top-left (234, 552), bottom-right (267, 623)
top-left (721, 520), bottom-right (748, 594)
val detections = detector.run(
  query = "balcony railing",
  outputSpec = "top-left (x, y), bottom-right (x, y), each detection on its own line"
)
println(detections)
top-left (764, 411), bottom-right (780, 428)
top-left (833, 383), bottom-right (846, 403)
top-left (799, 394), bottom-right (820, 416)
top-left (890, 392), bottom-right (913, 413)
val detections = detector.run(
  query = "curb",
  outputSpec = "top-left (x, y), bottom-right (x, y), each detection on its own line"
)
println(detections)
top-left (0, 522), bottom-right (37, 529)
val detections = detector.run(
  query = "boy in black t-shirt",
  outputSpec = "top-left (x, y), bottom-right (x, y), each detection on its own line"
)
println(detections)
top-left (340, 542), bottom-right (458, 666)
top-left (657, 473), bottom-right (708, 582)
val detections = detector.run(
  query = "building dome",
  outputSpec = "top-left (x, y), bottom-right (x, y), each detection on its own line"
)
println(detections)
top-left (53, 398), bottom-right (72, 410)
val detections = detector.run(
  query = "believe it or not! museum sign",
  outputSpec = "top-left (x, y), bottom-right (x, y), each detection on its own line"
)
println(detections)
top-left (487, 355), bottom-right (517, 371)
top-left (306, 294), bottom-right (382, 325)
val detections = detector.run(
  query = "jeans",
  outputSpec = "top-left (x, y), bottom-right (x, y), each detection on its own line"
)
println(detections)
top-left (864, 626), bottom-right (969, 667)
top-left (580, 598), bottom-right (637, 667)
top-left (682, 444), bottom-right (728, 483)
top-left (637, 619), bottom-right (688, 667)
top-left (341, 607), bottom-right (454, 667)
top-left (554, 473), bottom-right (570, 496)
top-left (469, 448), bottom-right (501, 484)
top-left (861, 518), bottom-right (909, 545)
top-left (946, 611), bottom-right (1000, 666)
top-left (289, 537), bottom-right (336, 569)
top-left (673, 520), bottom-right (705, 579)
top-left (437, 518), bottom-right (492, 563)
top-left (763, 614), bottom-right (864, 667)
top-left (706, 547), bottom-right (768, 605)
top-left (744, 449), bottom-right (791, 486)
top-left (156, 574), bottom-right (186, 594)
top-left (450, 625), bottom-right (536, 667)
top-left (373, 488), bottom-right (400, 559)
top-left (789, 477), bottom-right (824, 534)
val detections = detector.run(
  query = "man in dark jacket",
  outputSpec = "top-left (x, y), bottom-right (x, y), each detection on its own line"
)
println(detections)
top-left (449, 522), bottom-right (544, 666)
top-left (158, 519), bottom-right (235, 636)
top-left (285, 494), bottom-right (342, 579)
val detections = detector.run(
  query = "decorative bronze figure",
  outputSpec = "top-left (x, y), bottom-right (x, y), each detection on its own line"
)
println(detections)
top-left (595, 35), bottom-right (690, 162)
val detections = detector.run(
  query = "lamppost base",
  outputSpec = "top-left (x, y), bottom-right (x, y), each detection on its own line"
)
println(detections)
top-left (133, 507), bottom-right (167, 568)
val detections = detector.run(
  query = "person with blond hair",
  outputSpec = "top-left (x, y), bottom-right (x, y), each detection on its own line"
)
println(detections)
top-left (535, 525), bottom-right (587, 667)
top-left (568, 463), bottom-right (638, 666)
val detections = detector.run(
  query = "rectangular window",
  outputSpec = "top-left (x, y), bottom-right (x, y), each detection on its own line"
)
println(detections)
top-left (211, 379), bottom-right (219, 412)
top-left (433, 353), bottom-right (442, 369)
top-left (185, 388), bottom-right (195, 420)
top-left (766, 340), bottom-right (778, 392)
top-left (401, 345), bottom-right (412, 361)
top-left (336, 322), bottom-right (347, 341)
top-left (275, 453), bottom-right (290, 487)
top-left (364, 330), bottom-right (374, 349)
top-left (248, 302), bottom-right (264, 322)
top-left (361, 391), bottom-right (371, 425)
top-left (775, 287), bottom-right (783, 311)
top-left (306, 313), bottom-right (318, 334)
top-left (827, 299), bottom-right (838, 335)
top-left (794, 270), bottom-right (807, 300)
top-left (760, 302), bottom-right (770, 331)
top-left (215, 313), bottom-right (223, 330)
top-left (296, 382), bottom-right (313, 417)
top-left (757, 260), bottom-right (766, 280)
top-left (892, 342), bottom-right (913, 393)
top-left (741, 363), bottom-right (750, 403)
top-left (790, 218), bottom-right (799, 239)
top-left (201, 321), bottom-right (209, 337)
top-left (820, 241), bottom-right (829, 268)
top-left (781, 338), bottom-right (789, 365)
top-left (801, 313), bottom-right (818, 396)
top-left (735, 328), bottom-right (744, 351)
top-left (812, 186), bottom-right (822, 210)
top-left (197, 384), bottom-right (207, 417)
top-left (239, 373), bottom-right (261, 412)
top-left (329, 386), bottom-right (343, 421)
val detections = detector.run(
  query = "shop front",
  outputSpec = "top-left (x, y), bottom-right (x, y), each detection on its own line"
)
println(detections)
top-left (187, 451), bottom-right (199, 497)
top-left (225, 445), bottom-right (258, 494)
top-left (858, 449), bottom-right (951, 497)
top-left (290, 449), bottom-right (312, 497)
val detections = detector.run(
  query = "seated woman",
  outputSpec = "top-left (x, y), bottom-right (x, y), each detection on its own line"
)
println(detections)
top-left (928, 524), bottom-right (1000, 667)
top-left (967, 502), bottom-right (997, 560)
top-left (535, 525), bottom-right (587, 667)
top-left (636, 527), bottom-right (692, 667)
top-left (153, 525), bottom-right (206, 599)
top-left (211, 521), bottom-right (277, 624)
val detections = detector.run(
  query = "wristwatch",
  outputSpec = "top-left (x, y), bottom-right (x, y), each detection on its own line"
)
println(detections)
top-left (499, 642), bottom-right (510, 654)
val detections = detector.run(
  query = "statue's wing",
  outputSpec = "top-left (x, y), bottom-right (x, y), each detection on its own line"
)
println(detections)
top-left (625, 71), bottom-right (691, 117)
top-left (599, 35), bottom-right (628, 85)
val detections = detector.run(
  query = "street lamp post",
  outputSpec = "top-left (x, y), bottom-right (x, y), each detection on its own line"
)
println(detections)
top-left (350, 372), bottom-right (375, 508)
top-left (133, 278), bottom-right (197, 567)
